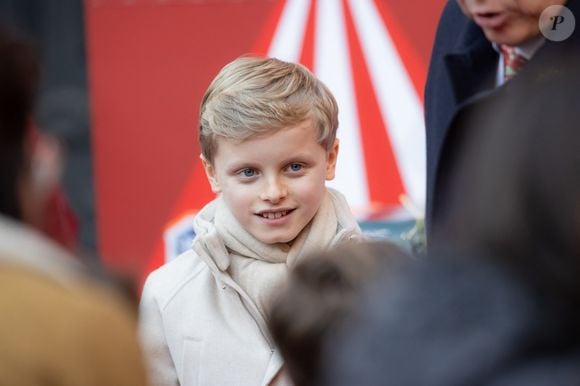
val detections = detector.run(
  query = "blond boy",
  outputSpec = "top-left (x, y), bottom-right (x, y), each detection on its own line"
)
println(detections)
top-left (139, 57), bottom-right (361, 386)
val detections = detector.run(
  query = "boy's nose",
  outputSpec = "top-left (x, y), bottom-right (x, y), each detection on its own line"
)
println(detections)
top-left (260, 178), bottom-right (287, 204)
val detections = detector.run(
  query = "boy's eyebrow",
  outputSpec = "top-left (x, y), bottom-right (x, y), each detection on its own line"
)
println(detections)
top-left (279, 153), bottom-right (316, 164)
top-left (225, 160), bottom-right (260, 173)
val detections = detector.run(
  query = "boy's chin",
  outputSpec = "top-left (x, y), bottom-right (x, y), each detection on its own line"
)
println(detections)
top-left (254, 231), bottom-right (298, 246)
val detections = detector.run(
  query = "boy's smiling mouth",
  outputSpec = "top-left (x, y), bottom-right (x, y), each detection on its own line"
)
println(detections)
top-left (255, 208), bottom-right (296, 220)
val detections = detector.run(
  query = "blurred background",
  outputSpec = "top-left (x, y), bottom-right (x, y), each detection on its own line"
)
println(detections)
top-left (1, 0), bottom-right (446, 283)
top-left (0, 0), bottom-right (92, 248)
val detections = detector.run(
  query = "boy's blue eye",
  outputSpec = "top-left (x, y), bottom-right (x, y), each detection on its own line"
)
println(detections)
top-left (241, 168), bottom-right (256, 177)
top-left (289, 163), bottom-right (303, 172)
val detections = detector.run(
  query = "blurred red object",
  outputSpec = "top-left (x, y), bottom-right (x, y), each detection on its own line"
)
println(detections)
top-left (27, 122), bottom-right (79, 251)
top-left (42, 185), bottom-right (79, 252)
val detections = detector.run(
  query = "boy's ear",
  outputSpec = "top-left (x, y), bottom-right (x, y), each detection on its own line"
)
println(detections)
top-left (200, 154), bottom-right (221, 193)
top-left (325, 139), bottom-right (339, 180)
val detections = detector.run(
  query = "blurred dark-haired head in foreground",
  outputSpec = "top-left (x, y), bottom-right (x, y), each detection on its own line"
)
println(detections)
top-left (269, 241), bottom-right (412, 386)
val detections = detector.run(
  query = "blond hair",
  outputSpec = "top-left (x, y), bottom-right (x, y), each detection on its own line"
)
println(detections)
top-left (199, 56), bottom-right (339, 162)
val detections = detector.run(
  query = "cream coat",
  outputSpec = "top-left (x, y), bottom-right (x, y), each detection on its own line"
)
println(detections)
top-left (139, 189), bottom-right (361, 386)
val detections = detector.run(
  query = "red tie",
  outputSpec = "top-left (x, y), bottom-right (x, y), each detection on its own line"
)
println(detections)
top-left (500, 44), bottom-right (528, 82)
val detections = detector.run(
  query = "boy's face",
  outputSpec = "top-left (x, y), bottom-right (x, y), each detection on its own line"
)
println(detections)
top-left (457, 0), bottom-right (567, 45)
top-left (202, 120), bottom-right (339, 245)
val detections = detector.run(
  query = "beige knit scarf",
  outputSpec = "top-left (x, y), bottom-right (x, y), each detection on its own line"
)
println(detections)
top-left (192, 188), bottom-right (361, 322)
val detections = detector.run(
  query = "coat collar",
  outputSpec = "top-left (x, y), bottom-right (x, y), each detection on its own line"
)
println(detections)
top-left (443, 22), bottom-right (498, 106)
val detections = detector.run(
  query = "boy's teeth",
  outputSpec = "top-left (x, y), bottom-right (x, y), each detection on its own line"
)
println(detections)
top-left (263, 210), bottom-right (288, 219)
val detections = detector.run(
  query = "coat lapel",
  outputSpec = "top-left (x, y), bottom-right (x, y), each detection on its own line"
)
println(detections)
top-left (444, 24), bottom-right (498, 107)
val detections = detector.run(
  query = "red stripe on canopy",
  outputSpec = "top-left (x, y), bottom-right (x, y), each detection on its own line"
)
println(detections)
top-left (342, 0), bottom-right (404, 210)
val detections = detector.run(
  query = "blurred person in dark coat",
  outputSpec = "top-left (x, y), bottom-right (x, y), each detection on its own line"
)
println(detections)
top-left (322, 48), bottom-right (580, 386)
top-left (425, 0), bottom-right (579, 236)
top-left (0, 27), bottom-right (148, 386)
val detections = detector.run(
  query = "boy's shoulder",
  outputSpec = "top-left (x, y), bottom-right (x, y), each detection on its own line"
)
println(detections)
top-left (142, 248), bottom-right (209, 306)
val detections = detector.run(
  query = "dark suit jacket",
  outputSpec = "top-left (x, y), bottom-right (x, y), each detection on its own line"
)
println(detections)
top-left (424, 0), bottom-right (580, 237)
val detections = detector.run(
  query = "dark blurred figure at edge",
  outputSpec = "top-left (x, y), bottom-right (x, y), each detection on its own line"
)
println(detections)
top-left (424, 0), bottom-right (579, 239)
top-left (321, 27), bottom-right (580, 386)
top-left (0, 0), bottom-right (96, 253)
top-left (0, 27), bottom-right (148, 385)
